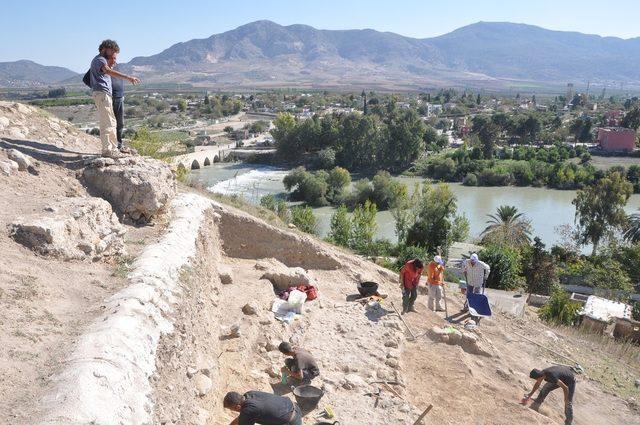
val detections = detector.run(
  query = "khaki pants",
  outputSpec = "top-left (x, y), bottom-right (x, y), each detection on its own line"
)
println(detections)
top-left (428, 284), bottom-right (443, 311)
top-left (92, 91), bottom-right (118, 155)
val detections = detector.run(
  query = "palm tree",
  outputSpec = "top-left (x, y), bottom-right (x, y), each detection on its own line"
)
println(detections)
top-left (481, 205), bottom-right (532, 247)
top-left (624, 211), bottom-right (640, 243)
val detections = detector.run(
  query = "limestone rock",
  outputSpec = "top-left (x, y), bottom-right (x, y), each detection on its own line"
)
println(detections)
top-left (218, 264), bottom-right (234, 285)
top-left (193, 374), bottom-right (212, 397)
top-left (256, 258), bottom-right (313, 291)
top-left (82, 156), bottom-right (176, 223)
top-left (9, 197), bottom-right (126, 260)
top-left (6, 148), bottom-right (31, 170)
top-left (242, 302), bottom-right (259, 315)
top-left (0, 158), bottom-right (19, 175)
top-left (342, 374), bottom-right (368, 390)
top-left (220, 323), bottom-right (241, 340)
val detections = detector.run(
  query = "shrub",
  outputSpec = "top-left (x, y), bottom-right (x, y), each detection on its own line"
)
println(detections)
top-left (479, 245), bottom-right (522, 290)
top-left (327, 204), bottom-right (351, 247)
top-left (130, 127), bottom-right (164, 158)
top-left (350, 200), bottom-right (378, 253)
top-left (539, 290), bottom-right (582, 326)
top-left (175, 163), bottom-right (188, 183)
top-left (291, 206), bottom-right (317, 235)
top-left (317, 147), bottom-right (336, 169)
top-left (462, 173), bottom-right (478, 186)
top-left (395, 245), bottom-right (429, 269)
top-left (260, 194), bottom-right (277, 212)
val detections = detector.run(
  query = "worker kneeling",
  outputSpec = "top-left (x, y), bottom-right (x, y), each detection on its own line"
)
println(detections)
top-left (223, 390), bottom-right (302, 425)
top-left (523, 365), bottom-right (576, 425)
top-left (279, 341), bottom-right (320, 384)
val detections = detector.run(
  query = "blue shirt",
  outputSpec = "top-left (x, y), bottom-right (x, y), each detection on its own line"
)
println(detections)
top-left (90, 54), bottom-right (111, 95)
top-left (111, 64), bottom-right (124, 99)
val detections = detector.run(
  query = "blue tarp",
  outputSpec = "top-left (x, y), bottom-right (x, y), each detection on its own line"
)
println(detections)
top-left (467, 292), bottom-right (492, 317)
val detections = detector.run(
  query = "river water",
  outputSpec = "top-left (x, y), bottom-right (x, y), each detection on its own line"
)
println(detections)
top-left (189, 163), bottom-right (640, 247)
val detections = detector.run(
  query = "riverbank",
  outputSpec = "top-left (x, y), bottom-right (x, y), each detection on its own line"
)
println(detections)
top-left (189, 162), bottom-right (640, 247)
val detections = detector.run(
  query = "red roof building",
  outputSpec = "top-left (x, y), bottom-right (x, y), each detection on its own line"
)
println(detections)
top-left (596, 127), bottom-right (636, 152)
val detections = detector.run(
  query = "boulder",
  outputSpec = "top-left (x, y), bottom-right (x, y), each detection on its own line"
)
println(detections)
top-left (0, 158), bottom-right (19, 176)
top-left (193, 374), bottom-right (212, 397)
top-left (242, 302), bottom-right (259, 315)
top-left (9, 197), bottom-right (126, 260)
top-left (256, 258), bottom-right (313, 291)
top-left (83, 156), bottom-right (176, 223)
top-left (218, 264), bottom-right (234, 285)
top-left (6, 148), bottom-right (31, 170)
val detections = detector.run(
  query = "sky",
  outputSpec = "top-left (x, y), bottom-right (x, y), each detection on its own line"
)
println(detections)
top-left (2, 0), bottom-right (639, 72)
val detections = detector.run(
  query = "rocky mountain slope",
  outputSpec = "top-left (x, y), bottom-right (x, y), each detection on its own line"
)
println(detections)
top-left (119, 20), bottom-right (640, 88)
top-left (0, 60), bottom-right (78, 88)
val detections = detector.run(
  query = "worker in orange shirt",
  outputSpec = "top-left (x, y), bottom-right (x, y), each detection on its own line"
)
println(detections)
top-left (399, 258), bottom-right (424, 314)
top-left (426, 255), bottom-right (446, 312)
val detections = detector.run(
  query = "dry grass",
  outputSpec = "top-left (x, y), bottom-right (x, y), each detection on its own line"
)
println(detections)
top-left (552, 324), bottom-right (640, 399)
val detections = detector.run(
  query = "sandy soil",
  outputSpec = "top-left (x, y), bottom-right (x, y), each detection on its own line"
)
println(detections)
top-left (149, 196), bottom-right (639, 424)
top-left (0, 102), bottom-right (163, 424)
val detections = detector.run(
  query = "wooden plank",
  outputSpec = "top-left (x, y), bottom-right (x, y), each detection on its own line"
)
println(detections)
top-left (390, 301), bottom-right (417, 339)
top-left (412, 404), bottom-right (433, 425)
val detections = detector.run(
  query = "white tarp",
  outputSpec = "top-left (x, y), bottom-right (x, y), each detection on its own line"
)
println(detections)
top-left (579, 295), bottom-right (632, 322)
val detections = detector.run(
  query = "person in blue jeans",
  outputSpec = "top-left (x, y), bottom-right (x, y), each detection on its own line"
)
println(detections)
top-left (106, 55), bottom-right (127, 152)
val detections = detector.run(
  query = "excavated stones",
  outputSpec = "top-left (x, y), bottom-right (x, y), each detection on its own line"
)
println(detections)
top-left (9, 197), bottom-right (126, 260)
top-left (83, 156), bottom-right (176, 223)
top-left (256, 258), bottom-right (314, 291)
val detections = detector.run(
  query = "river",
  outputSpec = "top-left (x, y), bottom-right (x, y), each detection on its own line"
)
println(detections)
top-left (189, 163), bottom-right (640, 247)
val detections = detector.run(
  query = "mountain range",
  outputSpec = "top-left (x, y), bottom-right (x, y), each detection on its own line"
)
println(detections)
top-left (4, 21), bottom-right (640, 90)
top-left (0, 60), bottom-right (78, 88)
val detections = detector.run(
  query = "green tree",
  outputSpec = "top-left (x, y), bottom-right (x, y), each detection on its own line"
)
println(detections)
top-left (480, 245), bottom-right (522, 290)
top-left (260, 194), bottom-right (277, 212)
top-left (449, 214), bottom-right (470, 243)
top-left (204, 94), bottom-right (210, 105)
top-left (521, 237), bottom-right (558, 295)
top-left (383, 109), bottom-right (426, 170)
top-left (624, 211), bottom-right (640, 243)
top-left (573, 172), bottom-right (633, 255)
top-left (621, 106), bottom-right (640, 130)
top-left (480, 205), bottom-right (532, 248)
top-left (405, 184), bottom-right (458, 256)
top-left (177, 99), bottom-right (187, 112)
top-left (291, 206), bottom-right (317, 235)
top-left (472, 115), bottom-right (499, 159)
top-left (272, 113), bottom-right (299, 161)
top-left (326, 166), bottom-right (351, 202)
top-left (317, 147), bottom-right (336, 169)
top-left (351, 200), bottom-right (378, 253)
top-left (327, 204), bottom-right (351, 247)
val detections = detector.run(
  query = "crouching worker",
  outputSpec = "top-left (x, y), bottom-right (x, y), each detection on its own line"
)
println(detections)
top-left (523, 366), bottom-right (576, 425)
top-left (400, 258), bottom-right (424, 314)
top-left (279, 341), bottom-right (320, 384)
top-left (223, 390), bottom-right (302, 425)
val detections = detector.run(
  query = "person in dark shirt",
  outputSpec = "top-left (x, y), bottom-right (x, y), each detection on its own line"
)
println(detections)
top-left (223, 391), bottom-right (301, 425)
top-left (107, 54), bottom-right (127, 152)
top-left (278, 341), bottom-right (320, 385)
top-left (523, 365), bottom-right (576, 425)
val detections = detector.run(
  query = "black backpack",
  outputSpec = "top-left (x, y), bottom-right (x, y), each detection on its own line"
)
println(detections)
top-left (82, 70), bottom-right (91, 88)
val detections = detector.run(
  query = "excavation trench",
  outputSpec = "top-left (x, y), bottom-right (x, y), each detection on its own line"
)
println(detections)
top-left (150, 199), bottom-right (422, 424)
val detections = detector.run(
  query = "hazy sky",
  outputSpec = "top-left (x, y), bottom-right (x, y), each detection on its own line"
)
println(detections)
top-left (2, 0), bottom-right (639, 72)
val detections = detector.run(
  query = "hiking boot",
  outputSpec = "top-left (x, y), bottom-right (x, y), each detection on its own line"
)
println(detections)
top-left (401, 308), bottom-right (408, 315)
top-left (119, 146), bottom-right (133, 154)
top-left (408, 307), bottom-right (418, 313)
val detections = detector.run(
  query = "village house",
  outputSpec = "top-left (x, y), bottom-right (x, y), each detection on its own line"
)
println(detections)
top-left (596, 127), bottom-right (637, 152)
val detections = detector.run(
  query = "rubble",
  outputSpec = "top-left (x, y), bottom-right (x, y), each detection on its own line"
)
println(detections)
top-left (256, 258), bottom-right (314, 291)
top-left (9, 197), bottom-right (126, 260)
top-left (82, 156), bottom-right (176, 223)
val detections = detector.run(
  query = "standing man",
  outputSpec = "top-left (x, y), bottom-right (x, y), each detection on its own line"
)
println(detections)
top-left (89, 39), bottom-right (139, 158)
top-left (278, 341), bottom-right (320, 385)
top-left (107, 55), bottom-right (128, 153)
top-left (523, 366), bottom-right (576, 425)
top-left (399, 258), bottom-right (424, 314)
top-left (223, 391), bottom-right (302, 425)
top-left (426, 255), bottom-right (446, 312)
top-left (463, 253), bottom-right (490, 295)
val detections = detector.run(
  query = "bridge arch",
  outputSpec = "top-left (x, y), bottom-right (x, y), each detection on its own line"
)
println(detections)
top-left (191, 159), bottom-right (201, 170)
top-left (213, 154), bottom-right (220, 163)
top-left (204, 157), bottom-right (211, 166)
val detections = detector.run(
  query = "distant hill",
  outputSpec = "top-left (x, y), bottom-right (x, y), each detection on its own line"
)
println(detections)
top-left (0, 60), bottom-right (79, 88)
top-left (6, 21), bottom-right (640, 90)
top-left (119, 20), bottom-right (640, 90)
